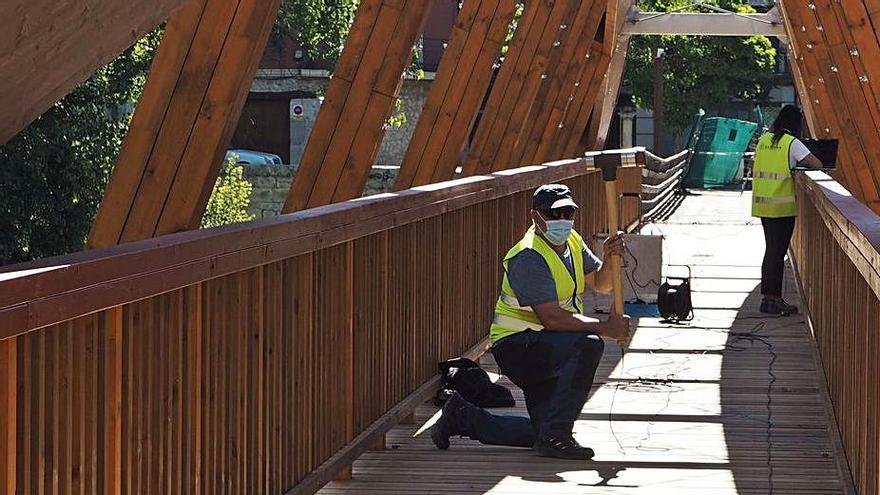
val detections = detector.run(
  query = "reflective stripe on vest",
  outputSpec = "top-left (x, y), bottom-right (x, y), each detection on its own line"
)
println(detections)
top-left (493, 314), bottom-right (544, 332)
top-left (490, 226), bottom-right (586, 343)
top-left (755, 171), bottom-right (791, 181)
top-left (754, 195), bottom-right (796, 205)
top-left (752, 132), bottom-right (798, 218)
top-left (498, 292), bottom-right (585, 312)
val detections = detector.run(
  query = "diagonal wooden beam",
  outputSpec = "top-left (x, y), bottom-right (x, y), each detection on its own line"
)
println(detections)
top-left (813, 0), bottom-right (880, 211)
top-left (459, 0), bottom-right (559, 175)
top-left (779, 0), bottom-right (865, 199)
top-left (487, 0), bottom-right (583, 171)
top-left (587, 35), bottom-right (631, 151)
top-left (89, 0), bottom-right (282, 247)
top-left (511, 0), bottom-right (606, 167)
top-left (563, 0), bottom-right (632, 156)
top-left (283, 0), bottom-right (434, 212)
top-left (781, 0), bottom-right (880, 206)
top-left (0, 0), bottom-right (190, 144)
top-left (547, 15), bottom-right (612, 159)
top-left (394, 0), bottom-right (517, 190)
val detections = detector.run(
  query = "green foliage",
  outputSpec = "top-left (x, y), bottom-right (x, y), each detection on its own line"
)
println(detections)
top-left (274, 0), bottom-right (358, 62)
top-left (624, 0), bottom-right (777, 131)
top-left (201, 155), bottom-right (255, 229)
top-left (501, 2), bottom-right (526, 59)
top-left (387, 97), bottom-right (408, 129)
top-left (0, 30), bottom-right (162, 265)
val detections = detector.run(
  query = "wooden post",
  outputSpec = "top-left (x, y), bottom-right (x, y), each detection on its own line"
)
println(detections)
top-left (103, 308), bottom-right (123, 495)
top-left (186, 285), bottom-right (203, 493)
top-left (337, 241), bottom-right (355, 481)
top-left (0, 340), bottom-right (15, 495)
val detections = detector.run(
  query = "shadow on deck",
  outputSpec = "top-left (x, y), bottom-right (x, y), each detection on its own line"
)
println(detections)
top-left (319, 189), bottom-right (855, 495)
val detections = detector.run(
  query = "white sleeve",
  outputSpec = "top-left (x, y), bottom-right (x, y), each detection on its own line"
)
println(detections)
top-left (789, 138), bottom-right (811, 169)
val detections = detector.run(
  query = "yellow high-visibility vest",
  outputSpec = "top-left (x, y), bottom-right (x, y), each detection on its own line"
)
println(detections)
top-left (752, 132), bottom-right (797, 217)
top-left (490, 226), bottom-right (586, 343)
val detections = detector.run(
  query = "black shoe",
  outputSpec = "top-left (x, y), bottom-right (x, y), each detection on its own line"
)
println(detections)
top-left (533, 434), bottom-right (595, 460)
top-left (430, 392), bottom-right (469, 450)
top-left (760, 298), bottom-right (799, 316)
top-left (779, 299), bottom-right (799, 314)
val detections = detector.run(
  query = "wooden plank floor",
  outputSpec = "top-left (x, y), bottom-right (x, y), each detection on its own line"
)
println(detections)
top-left (319, 189), bottom-right (856, 494)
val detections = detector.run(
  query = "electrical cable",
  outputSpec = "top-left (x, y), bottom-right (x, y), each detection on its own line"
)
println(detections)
top-left (606, 313), bottom-right (780, 495)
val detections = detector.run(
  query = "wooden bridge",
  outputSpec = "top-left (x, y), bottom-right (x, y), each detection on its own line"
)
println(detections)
top-left (3, 0), bottom-right (880, 494)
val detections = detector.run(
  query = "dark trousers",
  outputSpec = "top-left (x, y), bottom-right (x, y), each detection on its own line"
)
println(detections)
top-left (456, 330), bottom-right (604, 448)
top-left (760, 216), bottom-right (796, 297)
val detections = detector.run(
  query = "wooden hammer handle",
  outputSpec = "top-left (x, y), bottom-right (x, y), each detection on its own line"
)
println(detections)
top-left (604, 180), bottom-right (625, 316)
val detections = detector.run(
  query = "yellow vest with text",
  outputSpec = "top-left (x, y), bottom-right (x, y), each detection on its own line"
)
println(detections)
top-left (490, 226), bottom-right (586, 343)
top-left (752, 132), bottom-right (797, 218)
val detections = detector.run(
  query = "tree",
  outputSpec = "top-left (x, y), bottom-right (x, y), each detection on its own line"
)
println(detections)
top-left (623, 0), bottom-right (778, 131)
top-left (201, 155), bottom-right (255, 229)
top-left (0, 30), bottom-right (161, 265)
top-left (273, 0), bottom-right (359, 62)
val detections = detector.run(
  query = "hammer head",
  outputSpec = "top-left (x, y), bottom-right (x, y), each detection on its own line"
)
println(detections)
top-left (595, 154), bottom-right (619, 181)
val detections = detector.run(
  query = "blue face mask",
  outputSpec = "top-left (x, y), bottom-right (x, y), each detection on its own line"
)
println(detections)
top-left (541, 219), bottom-right (574, 246)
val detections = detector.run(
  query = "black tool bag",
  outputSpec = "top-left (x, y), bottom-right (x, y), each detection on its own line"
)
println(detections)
top-left (434, 357), bottom-right (515, 408)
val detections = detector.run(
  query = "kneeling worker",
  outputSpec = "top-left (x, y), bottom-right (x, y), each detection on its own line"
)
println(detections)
top-left (431, 183), bottom-right (631, 459)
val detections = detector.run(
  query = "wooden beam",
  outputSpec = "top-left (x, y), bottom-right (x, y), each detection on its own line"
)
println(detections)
top-left (813, 0), bottom-right (880, 209)
top-left (777, 0), bottom-right (861, 194)
top-left (459, 0), bottom-right (555, 175)
top-left (89, 0), bottom-right (282, 247)
top-left (0, 339), bottom-right (15, 495)
top-left (556, 29), bottom-right (612, 158)
top-left (511, 0), bottom-right (606, 167)
top-left (89, 0), bottom-right (209, 248)
top-left (588, 35), bottom-right (631, 151)
top-left (283, 0), bottom-right (434, 212)
top-left (565, 0), bottom-right (632, 156)
top-left (780, 0), bottom-right (880, 205)
top-left (156, 0), bottom-right (283, 234)
top-left (394, 0), bottom-right (517, 189)
top-left (0, 0), bottom-right (190, 144)
top-left (488, 0), bottom-right (582, 171)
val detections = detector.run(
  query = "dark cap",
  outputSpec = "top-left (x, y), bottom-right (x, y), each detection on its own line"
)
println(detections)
top-left (532, 183), bottom-right (578, 211)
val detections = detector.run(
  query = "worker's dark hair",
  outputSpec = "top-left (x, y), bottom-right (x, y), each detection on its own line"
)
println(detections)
top-left (771, 104), bottom-right (803, 145)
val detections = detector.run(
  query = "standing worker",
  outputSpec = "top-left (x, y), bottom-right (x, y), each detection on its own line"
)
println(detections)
top-left (752, 104), bottom-right (823, 315)
top-left (431, 184), bottom-right (630, 459)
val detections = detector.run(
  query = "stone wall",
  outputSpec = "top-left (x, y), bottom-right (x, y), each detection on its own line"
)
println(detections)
top-left (242, 164), bottom-right (400, 219)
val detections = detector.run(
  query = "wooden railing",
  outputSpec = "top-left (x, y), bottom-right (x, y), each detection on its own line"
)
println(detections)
top-left (791, 171), bottom-right (880, 495)
top-left (0, 152), bottom-right (642, 495)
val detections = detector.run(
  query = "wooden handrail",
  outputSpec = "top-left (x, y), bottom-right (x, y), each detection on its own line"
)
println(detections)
top-left (792, 170), bottom-right (880, 495)
top-left (0, 153), bottom-right (643, 339)
top-left (794, 171), bottom-right (880, 299)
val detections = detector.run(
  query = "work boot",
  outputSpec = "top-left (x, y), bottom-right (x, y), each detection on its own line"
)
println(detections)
top-left (533, 434), bottom-right (595, 460)
top-left (760, 298), bottom-right (799, 316)
top-left (430, 392), bottom-right (470, 450)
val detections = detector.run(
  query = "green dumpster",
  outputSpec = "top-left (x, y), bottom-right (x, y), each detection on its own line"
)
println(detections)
top-left (684, 117), bottom-right (758, 188)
